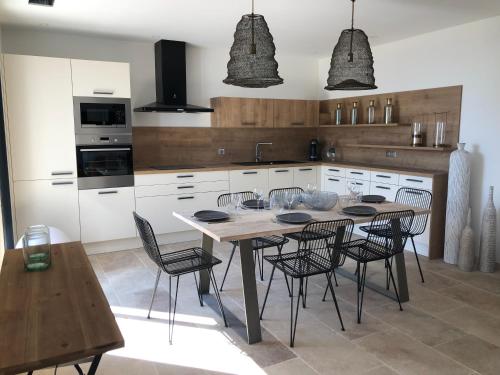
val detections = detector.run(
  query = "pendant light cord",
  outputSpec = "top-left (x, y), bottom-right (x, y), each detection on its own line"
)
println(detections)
top-left (348, 0), bottom-right (355, 62)
top-left (251, 0), bottom-right (256, 54)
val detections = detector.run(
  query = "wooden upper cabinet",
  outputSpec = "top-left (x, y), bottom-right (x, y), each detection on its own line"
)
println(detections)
top-left (273, 99), bottom-right (319, 128)
top-left (211, 97), bottom-right (274, 128)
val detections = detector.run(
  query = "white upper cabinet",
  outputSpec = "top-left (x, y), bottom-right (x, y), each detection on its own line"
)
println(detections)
top-left (3, 54), bottom-right (77, 181)
top-left (71, 59), bottom-right (131, 98)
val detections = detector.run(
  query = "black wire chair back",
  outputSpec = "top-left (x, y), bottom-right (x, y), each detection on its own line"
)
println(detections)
top-left (269, 187), bottom-right (304, 200)
top-left (286, 219), bottom-right (354, 276)
top-left (217, 191), bottom-right (255, 207)
top-left (365, 210), bottom-right (415, 257)
top-left (133, 211), bottom-right (165, 272)
top-left (395, 187), bottom-right (432, 236)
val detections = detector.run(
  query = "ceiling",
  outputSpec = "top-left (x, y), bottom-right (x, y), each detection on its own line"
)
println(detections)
top-left (1, 0), bottom-right (500, 57)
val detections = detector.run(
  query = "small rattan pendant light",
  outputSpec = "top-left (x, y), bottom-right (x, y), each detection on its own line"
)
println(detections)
top-left (223, 0), bottom-right (283, 88)
top-left (325, 0), bottom-right (377, 90)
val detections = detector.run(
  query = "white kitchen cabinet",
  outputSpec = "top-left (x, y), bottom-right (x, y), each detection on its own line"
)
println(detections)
top-left (369, 182), bottom-right (398, 201)
top-left (268, 167), bottom-right (294, 191)
top-left (71, 59), bottom-right (131, 98)
top-left (399, 174), bottom-right (433, 191)
top-left (370, 170), bottom-right (399, 186)
top-left (324, 176), bottom-right (346, 195)
top-left (293, 166), bottom-right (317, 190)
top-left (136, 191), bottom-right (223, 235)
top-left (229, 169), bottom-right (269, 194)
top-left (13, 179), bottom-right (80, 241)
top-left (79, 187), bottom-right (136, 243)
top-left (2, 54), bottom-right (77, 181)
top-left (323, 166), bottom-right (346, 178)
top-left (346, 168), bottom-right (370, 181)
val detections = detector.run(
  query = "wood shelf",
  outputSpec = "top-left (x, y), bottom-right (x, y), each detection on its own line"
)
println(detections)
top-left (343, 144), bottom-right (454, 152)
top-left (319, 123), bottom-right (409, 128)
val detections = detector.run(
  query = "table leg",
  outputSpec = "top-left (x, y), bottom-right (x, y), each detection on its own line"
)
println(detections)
top-left (87, 354), bottom-right (102, 375)
top-left (239, 239), bottom-right (262, 344)
top-left (199, 234), bottom-right (213, 294)
top-left (391, 218), bottom-right (409, 302)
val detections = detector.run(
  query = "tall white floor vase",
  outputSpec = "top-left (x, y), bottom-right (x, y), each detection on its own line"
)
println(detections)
top-left (479, 186), bottom-right (497, 272)
top-left (444, 143), bottom-right (471, 264)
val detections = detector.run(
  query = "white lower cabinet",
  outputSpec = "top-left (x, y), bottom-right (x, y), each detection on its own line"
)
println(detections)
top-left (13, 179), bottom-right (80, 241)
top-left (293, 167), bottom-right (318, 190)
top-left (369, 182), bottom-right (398, 202)
top-left (135, 191), bottom-right (223, 235)
top-left (324, 176), bottom-right (346, 195)
top-left (268, 168), bottom-right (294, 191)
top-left (229, 169), bottom-right (269, 194)
top-left (346, 178), bottom-right (370, 195)
top-left (79, 187), bottom-right (136, 243)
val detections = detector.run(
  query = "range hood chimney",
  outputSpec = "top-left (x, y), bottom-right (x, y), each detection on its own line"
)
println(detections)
top-left (134, 40), bottom-right (213, 113)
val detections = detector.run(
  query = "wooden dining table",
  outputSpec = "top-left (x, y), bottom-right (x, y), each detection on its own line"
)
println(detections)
top-left (173, 201), bottom-right (430, 344)
top-left (0, 242), bottom-right (124, 375)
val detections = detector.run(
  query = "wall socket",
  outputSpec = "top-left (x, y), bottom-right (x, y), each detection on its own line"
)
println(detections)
top-left (217, 148), bottom-right (225, 156)
top-left (386, 151), bottom-right (398, 158)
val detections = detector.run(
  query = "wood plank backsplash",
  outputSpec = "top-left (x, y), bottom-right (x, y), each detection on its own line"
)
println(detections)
top-left (133, 127), bottom-right (318, 168)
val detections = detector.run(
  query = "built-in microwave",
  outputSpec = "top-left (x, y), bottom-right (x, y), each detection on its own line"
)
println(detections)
top-left (74, 96), bottom-right (132, 135)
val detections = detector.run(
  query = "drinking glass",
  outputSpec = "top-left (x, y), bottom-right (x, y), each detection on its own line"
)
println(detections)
top-left (306, 183), bottom-right (317, 195)
top-left (22, 225), bottom-right (51, 272)
top-left (227, 193), bottom-right (242, 217)
top-left (253, 188), bottom-right (264, 210)
top-left (285, 191), bottom-right (297, 210)
top-left (347, 181), bottom-right (362, 204)
top-left (269, 195), bottom-right (284, 215)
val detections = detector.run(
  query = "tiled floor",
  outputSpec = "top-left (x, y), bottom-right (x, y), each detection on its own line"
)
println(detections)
top-left (35, 240), bottom-right (500, 375)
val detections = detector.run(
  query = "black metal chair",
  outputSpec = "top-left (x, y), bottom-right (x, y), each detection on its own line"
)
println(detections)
top-left (217, 191), bottom-right (289, 291)
top-left (259, 219), bottom-right (354, 347)
top-left (133, 212), bottom-right (228, 344)
top-left (359, 187), bottom-right (431, 284)
top-left (339, 210), bottom-right (415, 323)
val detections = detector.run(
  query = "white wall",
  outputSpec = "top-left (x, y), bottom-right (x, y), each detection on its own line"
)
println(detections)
top-left (1, 26), bottom-right (319, 127)
top-left (319, 16), bottom-right (500, 260)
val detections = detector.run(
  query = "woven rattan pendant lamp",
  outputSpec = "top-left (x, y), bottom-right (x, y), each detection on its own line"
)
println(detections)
top-left (223, 0), bottom-right (283, 88)
top-left (325, 0), bottom-right (377, 90)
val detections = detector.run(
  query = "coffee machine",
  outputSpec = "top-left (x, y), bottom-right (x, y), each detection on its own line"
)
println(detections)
top-left (308, 139), bottom-right (320, 161)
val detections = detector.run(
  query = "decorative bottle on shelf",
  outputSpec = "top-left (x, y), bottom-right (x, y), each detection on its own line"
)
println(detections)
top-left (351, 102), bottom-right (358, 125)
top-left (479, 186), bottom-right (497, 273)
top-left (384, 98), bottom-right (393, 124)
top-left (367, 100), bottom-right (375, 124)
top-left (335, 103), bottom-right (342, 125)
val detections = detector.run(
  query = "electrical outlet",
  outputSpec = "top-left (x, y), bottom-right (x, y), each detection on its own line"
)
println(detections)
top-left (217, 148), bottom-right (225, 156)
top-left (386, 151), bottom-right (398, 158)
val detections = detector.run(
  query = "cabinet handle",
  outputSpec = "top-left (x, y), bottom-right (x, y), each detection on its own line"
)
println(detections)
top-left (353, 182), bottom-right (363, 186)
top-left (80, 148), bottom-right (131, 152)
top-left (299, 168), bottom-right (313, 171)
top-left (376, 186), bottom-right (391, 190)
top-left (376, 174), bottom-right (391, 179)
top-left (243, 171), bottom-right (258, 175)
top-left (241, 121), bottom-right (256, 126)
top-left (350, 171), bottom-right (363, 175)
top-left (51, 181), bottom-right (73, 186)
top-left (290, 122), bottom-right (305, 126)
top-left (328, 178), bottom-right (340, 182)
top-left (98, 190), bottom-right (118, 194)
top-left (177, 174), bottom-right (194, 178)
top-left (328, 169), bottom-right (340, 172)
top-left (51, 171), bottom-right (73, 176)
top-left (178, 196), bottom-right (195, 200)
top-left (275, 169), bottom-right (289, 173)
top-left (177, 185), bottom-right (194, 189)
top-left (406, 178), bottom-right (424, 183)
top-left (93, 89), bottom-right (114, 95)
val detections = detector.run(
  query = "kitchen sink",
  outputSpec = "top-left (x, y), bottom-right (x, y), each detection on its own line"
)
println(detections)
top-left (232, 160), bottom-right (306, 166)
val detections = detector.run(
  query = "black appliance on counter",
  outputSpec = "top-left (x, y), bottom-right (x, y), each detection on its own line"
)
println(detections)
top-left (309, 139), bottom-right (320, 161)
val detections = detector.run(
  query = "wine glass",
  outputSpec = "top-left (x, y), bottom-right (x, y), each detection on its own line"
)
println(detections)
top-left (347, 181), bottom-right (361, 204)
top-left (253, 188), bottom-right (264, 210)
top-left (285, 191), bottom-right (296, 211)
top-left (306, 183), bottom-right (317, 195)
top-left (228, 193), bottom-right (242, 217)
top-left (269, 194), bottom-right (283, 216)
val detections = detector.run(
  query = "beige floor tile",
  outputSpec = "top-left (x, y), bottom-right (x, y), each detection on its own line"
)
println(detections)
top-left (407, 283), bottom-right (465, 315)
top-left (437, 284), bottom-right (500, 316)
top-left (435, 334), bottom-right (500, 375)
top-left (361, 366), bottom-right (399, 375)
top-left (356, 329), bottom-right (470, 375)
top-left (369, 304), bottom-right (465, 347)
top-left (438, 306), bottom-right (500, 347)
top-left (264, 358), bottom-right (318, 375)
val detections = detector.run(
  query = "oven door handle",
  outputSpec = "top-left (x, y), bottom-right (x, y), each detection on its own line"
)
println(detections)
top-left (79, 148), bottom-right (131, 152)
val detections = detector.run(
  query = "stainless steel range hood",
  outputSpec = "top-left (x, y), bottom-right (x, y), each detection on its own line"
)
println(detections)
top-left (134, 40), bottom-right (213, 113)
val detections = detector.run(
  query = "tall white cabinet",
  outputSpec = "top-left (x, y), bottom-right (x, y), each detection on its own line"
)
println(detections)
top-left (2, 54), bottom-right (80, 241)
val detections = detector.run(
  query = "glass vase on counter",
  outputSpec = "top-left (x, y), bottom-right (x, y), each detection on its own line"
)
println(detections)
top-left (411, 121), bottom-right (423, 147)
top-left (335, 103), bottom-right (342, 125)
top-left (384, 98), bottom-right (393, 124)
top-left (351, 101), bottom-right (358, 125)
top-left (434, 112), bottom-right (447, 147)
top-left (22, 225), bottom-right (51, 272)
top-left (367, 100), bottom-right (375, 124)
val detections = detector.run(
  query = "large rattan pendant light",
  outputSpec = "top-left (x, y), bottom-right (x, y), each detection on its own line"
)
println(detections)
top-left (223, 0), bottom-right (283, 88)
top-left (325, 0), bottom-right (377, 90)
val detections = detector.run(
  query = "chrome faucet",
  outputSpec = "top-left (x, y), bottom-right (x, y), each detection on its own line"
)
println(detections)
top-left (255, 142), bottom-right (273, 162)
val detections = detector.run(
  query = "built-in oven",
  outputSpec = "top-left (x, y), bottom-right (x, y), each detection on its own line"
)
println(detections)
top-left (74, 96), bottom-right (132, 135)
top-left (76, 135), bottom-right (134, 190)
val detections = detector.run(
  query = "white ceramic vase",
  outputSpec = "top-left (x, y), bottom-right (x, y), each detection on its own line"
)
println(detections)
top-left (444, 143), bottom-right (471, 264)
top-left (458, 209), bottom-right (475, 272)
top-left (479, 186), bottom-right (497, 273)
